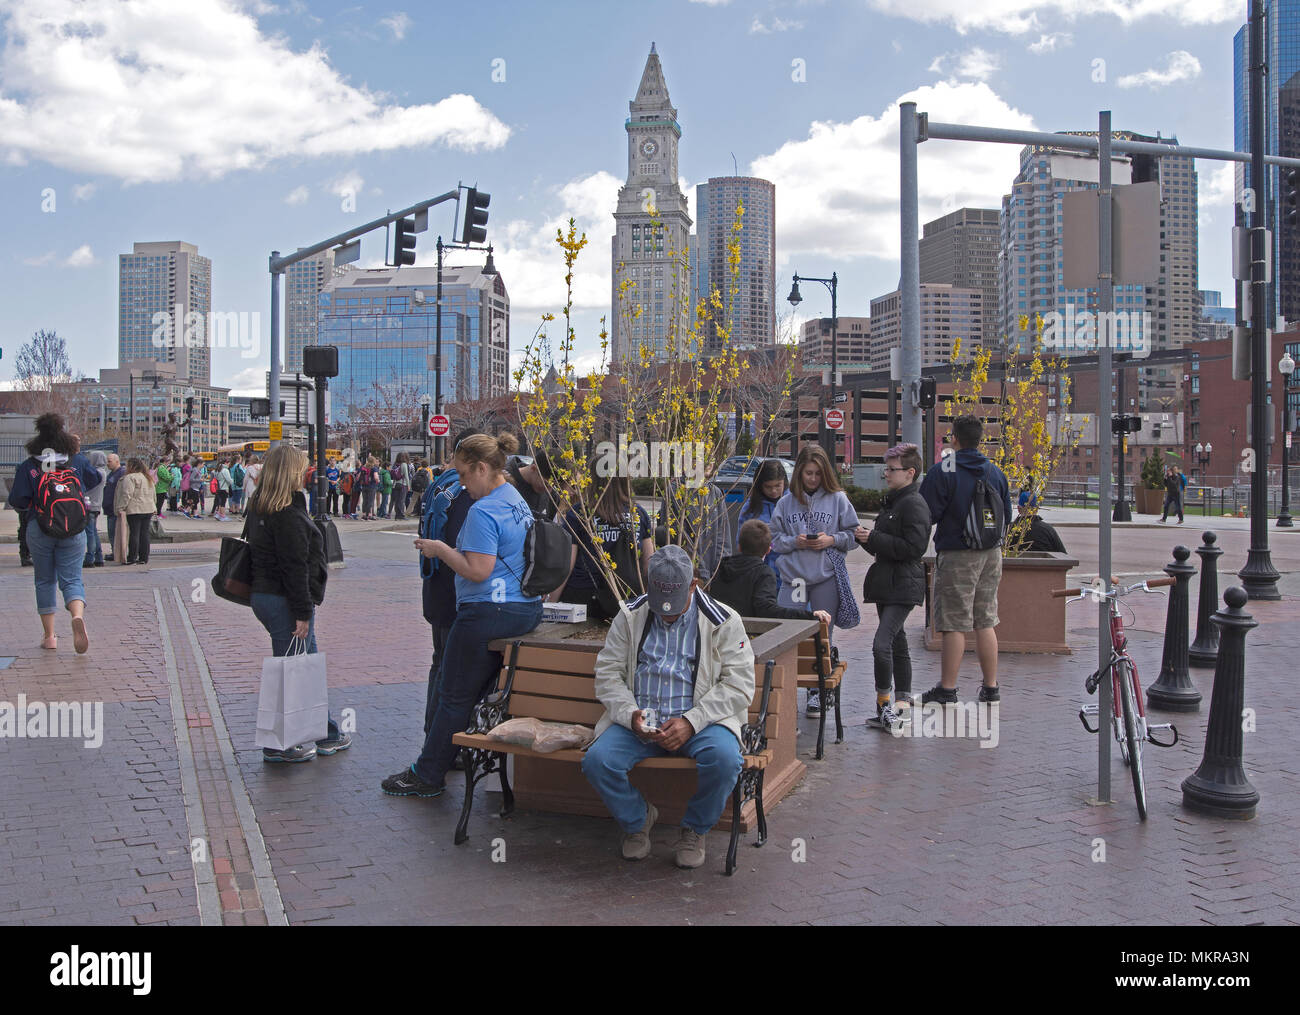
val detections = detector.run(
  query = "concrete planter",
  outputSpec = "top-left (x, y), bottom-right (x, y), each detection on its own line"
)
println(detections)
top-left (924, 550), bottom-right (1080, 655)
top-left (1135, 486), bottom-right (1165, 515)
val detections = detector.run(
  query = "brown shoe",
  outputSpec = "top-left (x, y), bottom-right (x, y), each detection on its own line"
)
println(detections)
top-left (673, 828), bottom-right (706, 869)
top-left (621, 802), bottom-right (658, 861)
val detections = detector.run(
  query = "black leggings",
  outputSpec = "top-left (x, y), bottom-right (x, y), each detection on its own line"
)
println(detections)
top-left (872, 603), bottom-right (914, 695)
top-left (127, 513), bottom-right (152, 563)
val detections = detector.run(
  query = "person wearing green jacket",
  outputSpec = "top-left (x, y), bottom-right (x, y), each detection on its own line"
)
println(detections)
top-left (379, 464), bottom-right (394, 518)
top-left (154, 459), bottom-right (174, 519)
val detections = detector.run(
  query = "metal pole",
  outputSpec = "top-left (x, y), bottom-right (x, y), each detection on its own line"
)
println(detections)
top-left (1096, 110), bottom-right (1115, 804)
top-left (1114, 358), bottom-right (1131, 520)
top-left (1281, 406), bottom-right (1293, 526)
top-left (435, 236), bottom-right (444, 464)
top-left (899, 101), bottom-right (922, 448)
top-left (129, 373), bottom-right (134, 447)
top-left (315, 381), bottom-right (328, 517)
top-left (1241, 0), bottom-right (1282, 598)
top-left (270, 254), bottom-right (282, 450)
top-left (830, 274), bottom-right (838, 466)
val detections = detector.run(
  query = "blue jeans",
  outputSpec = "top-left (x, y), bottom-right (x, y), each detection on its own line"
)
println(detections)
top-left (413, 599), bottom-right (543, 785)
top-left (250, 592), bottom-right (339, 743)
top-left (582, 723), bottom-right (743, 835)
top-left (379, 491), bottom-right (390, 517)
top-left (26, 517), bottom-right (87, 615)
top-left (83, 512), bottom-right (103, 565)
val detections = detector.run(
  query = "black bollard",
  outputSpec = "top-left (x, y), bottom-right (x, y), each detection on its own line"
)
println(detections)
top-left (1188, 531), bottom-right (1222, 667)
top-left (1147, 545), bottom-right (1201, 712)
top-left (1181, 587), bottom-right (1259, 820)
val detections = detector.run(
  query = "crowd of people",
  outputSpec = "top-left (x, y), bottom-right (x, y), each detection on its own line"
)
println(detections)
top-left (8, 412), bottom-right (1053, 870)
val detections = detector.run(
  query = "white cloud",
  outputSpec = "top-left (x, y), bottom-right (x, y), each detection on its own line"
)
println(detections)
top-left (932, 47), bottom-right (1001, 82)
top-left (750, 14), bottom-right (804, 33)
top-left (72, 182), bottom-right (96, 200)
top-left (1028, 32), bottom-right (1072, 54)
top-left (751, 79), bottom-right (1035, 263)
top-left (330, 170), bottom-right (364, 201)
top-left (284, 184), bottom-right (310, 204)
top-left (63, 245), bottom-right (96, 267)
top-left (224, 365), bottom-right (270, 397)
top-left (866, 0), bottom-right (1238, 35)
top-left (493, 170), bottom-right (622, 314)
top-left (1117, 51), bottom-right (1202, 89)
top-left (688, 0), bottom-right (731, 5)
top-left (0, 0), bottom-right (510, 183)
top-left (381, 12), bottom-right (411, 40)
top-left (22, 251), bottom-right (56, 266)
top-left (891, 39), bottom-right (902, 53)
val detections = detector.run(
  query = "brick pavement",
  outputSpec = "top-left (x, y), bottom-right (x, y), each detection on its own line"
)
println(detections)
top-left (1, 528), bottom-right (1298, 925)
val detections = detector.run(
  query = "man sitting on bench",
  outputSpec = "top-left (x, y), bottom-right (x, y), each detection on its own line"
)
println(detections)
top-left (581, 545), bottom-right (756, 869)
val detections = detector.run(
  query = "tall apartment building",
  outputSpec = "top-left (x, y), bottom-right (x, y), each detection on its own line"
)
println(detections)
top-left (285, 248), bottom-right (353, 373)
top-left (694, 177), bottom-right (776, 350)
top-left (920, 208), bottom-right (1001, 346)
top-left (118, 241), bottom-right (211, 384)
top-left (997, 134), bottom-right (1197, 406)
top-left (611, 45), bottom-right (692, 362)
top-left (1199, 289), bottom-right (1235, 343)
top-left (1234, 2), bottom-right (1300, 323)
top-left (319, 264), bottom-right (509, 422)
top-left (799, 317), bottom-right (871, 366)
top-left (870, 284), bottom-right (983, 372)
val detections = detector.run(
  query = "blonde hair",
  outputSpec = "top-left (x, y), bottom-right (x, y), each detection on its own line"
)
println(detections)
top-left (252, 445), bottom-right (308, 515)
top-left (455, 431), bottom-right (518, 474)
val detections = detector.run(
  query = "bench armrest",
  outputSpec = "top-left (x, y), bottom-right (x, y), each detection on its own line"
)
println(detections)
top-left (740, 659), bottom-right (776, 757)
top-left (467, 640), bottom-right (523, 735)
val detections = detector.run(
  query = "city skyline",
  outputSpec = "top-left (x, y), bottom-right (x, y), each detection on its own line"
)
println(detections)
top-left (1, 0), bottom-right (1255, 396)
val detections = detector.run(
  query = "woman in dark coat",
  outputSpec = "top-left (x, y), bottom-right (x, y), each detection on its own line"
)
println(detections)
top-left (854, 443), bottom-right (932, 730)
top-left (249, 444), bottom-right (349, 763)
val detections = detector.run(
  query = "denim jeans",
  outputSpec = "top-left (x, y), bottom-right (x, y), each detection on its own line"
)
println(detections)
top-left (872, 603), bottom-right (914, 695)
top-left (250, 592), bottom-right (340, 743)
top-left (1161, 493), bottom-right (1183, 522)
top-left (361, 488), bottom-right (375, 515)
top-left (379, 491), bottom-right (390, 517)
top-left (413, 599), bottom-right (543, 785)
top-left (425, 622), bottom-right (452, 734)
top-left (26, 517), bottom-right (86, 615)
top-left (83, 512), bottom-right (103, 566)
top-left (581, 724), bottom-right (743, 835)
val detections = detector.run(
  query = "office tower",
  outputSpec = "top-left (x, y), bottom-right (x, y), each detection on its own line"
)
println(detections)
top-left (611, 45), bottom-right (692, 362)
top-left (799, 317), bottom-right (871, 366)
top-left (695, 177), bottom-right (776, 350)
top-left (920, 208), bottom-right (1001, 347)
top-left (285, 248), bottom-right (353, 373)
top-left (118, 241), bottom-right (211, 384)
top-left (319, 264), bottom-right (509, 422)
top-left (870, 284), bottom-right (983, 371)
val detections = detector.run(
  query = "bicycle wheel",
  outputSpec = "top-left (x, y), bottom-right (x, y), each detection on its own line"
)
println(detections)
top-left (1117, 660), bottom-right (1147, 820)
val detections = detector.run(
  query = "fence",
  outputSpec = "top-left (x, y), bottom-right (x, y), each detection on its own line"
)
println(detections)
top-left (1042, 478), bottom-right (1295, 517)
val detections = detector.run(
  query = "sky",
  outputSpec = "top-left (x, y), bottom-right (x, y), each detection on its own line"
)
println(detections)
top-left (0, 0), bottom-right (1250, 395)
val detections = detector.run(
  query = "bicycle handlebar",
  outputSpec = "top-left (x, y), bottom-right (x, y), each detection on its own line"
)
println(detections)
top-left (1052, 577), bottom-right (1175, 600)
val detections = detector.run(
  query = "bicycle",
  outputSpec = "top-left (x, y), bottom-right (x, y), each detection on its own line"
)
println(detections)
top-left (1051, 578), bottom-right (1181, 820)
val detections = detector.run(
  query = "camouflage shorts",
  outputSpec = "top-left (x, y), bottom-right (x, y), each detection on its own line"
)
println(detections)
top-left (932, 548), bottom-right (1002, 633)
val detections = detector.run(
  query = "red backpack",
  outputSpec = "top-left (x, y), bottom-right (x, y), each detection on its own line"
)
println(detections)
top-left (34, 465), bottom-right (88, 539)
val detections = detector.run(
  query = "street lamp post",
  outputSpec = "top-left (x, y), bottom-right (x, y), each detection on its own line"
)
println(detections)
top-left (1195, 442), bottom-right (1213, 483)
top-left (185, 387), bottom-right (195, 457)
top-left (1279, 351), bottom-right (1295, 527)
top-left (787, 272), bottom-right (838, 462)
top-left (420, 393), bottom-right (431, 463)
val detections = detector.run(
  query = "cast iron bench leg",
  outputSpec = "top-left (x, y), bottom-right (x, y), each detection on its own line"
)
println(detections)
top-left (754, 770), bottom-right (768, 848)
top-left (498, 755), bottom-right (514, 817)
top-left (833, 685), bottom-right (844, 745)
top-left (725, 780), bottom-right (743, 876)
top-left (454, 755), bottom-right (478, 845)
top-left (814, 673), bottom-right (827, 760)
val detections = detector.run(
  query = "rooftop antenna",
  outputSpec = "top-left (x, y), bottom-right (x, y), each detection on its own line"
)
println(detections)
top-left (731, 152), bottom-right (738, 176)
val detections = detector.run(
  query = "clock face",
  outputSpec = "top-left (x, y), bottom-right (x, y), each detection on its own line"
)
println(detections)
top-left (640, 138), bottom-right (659, 157)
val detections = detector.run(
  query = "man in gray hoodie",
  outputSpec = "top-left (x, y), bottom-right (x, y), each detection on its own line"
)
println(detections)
top-left (83, 450), bottom-right (109, 567)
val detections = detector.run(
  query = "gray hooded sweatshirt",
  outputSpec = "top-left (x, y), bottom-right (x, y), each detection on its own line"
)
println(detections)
top-left (85, 450), bottom-right (109, 513)
top-left (769, 486), bottom-right (860, 586)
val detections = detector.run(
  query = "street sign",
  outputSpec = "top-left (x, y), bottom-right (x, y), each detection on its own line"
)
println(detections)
top-left (268, 420), bottom-right (283, 440)
top-left (825, 408), bottom-right (845, 431)
top-left (429, 414), bottom-right (450, 438)
top-left (1287, 431), bottom-right (1293, 450)
top-left (833, 391), bottom-right (849, 404)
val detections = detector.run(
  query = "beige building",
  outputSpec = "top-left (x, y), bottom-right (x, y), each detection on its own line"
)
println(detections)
top-left (870, 284), bottom-right (983, 372)
top-left (799, 316), bottom-right (871, 367)
top-left (920, 208), bottom-right (1000, 348)
top-left (118, 241), bottom-right (212, 385)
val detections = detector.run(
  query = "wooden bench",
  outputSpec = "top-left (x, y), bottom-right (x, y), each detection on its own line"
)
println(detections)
top-left (451, 642), bottom-right (779, 875)
top-left (796, 620), bottom-right (845, 759)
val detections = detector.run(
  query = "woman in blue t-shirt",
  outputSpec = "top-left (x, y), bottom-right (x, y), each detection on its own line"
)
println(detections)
top-left (384, 431), bottom-right (543, 797)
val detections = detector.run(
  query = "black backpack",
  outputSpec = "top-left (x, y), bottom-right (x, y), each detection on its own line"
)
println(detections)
top-left (33, 465), bottom-right (88, 539)
top-left (506, 516), bottom-right (572, 598)
top-left (962, 464), bottom-right (1007, 551)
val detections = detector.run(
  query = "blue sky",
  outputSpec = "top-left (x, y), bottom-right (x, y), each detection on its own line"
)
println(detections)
top-left (1, 0), bottom-right (1248, 394)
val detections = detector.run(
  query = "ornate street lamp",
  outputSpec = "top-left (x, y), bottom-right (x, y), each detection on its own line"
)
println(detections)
top-left (1279, 351), bottom-right (1295, 527)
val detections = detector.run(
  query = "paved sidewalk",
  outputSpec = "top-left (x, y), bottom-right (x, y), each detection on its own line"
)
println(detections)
top-left (1, 528), bottom-right (1298, 925)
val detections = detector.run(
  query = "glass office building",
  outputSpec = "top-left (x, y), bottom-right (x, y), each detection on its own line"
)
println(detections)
top-left (694, 177), bottom-right (777, 351)
top-left (318, 265), bottom-right (509, 423)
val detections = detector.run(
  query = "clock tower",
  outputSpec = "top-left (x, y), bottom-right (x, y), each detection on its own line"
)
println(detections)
top-left (611, 44), bottom-right (692, 362)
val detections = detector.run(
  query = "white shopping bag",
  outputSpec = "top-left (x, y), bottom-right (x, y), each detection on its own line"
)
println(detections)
top-left (255, 637), bottom-right (329, 750)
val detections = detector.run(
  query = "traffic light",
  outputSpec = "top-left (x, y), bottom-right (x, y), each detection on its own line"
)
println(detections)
top-left (393, 216), bottom-right (417, 265)
top-left (461, 187), bottom-right (490, 244)
top-left (917, 376), bottom-right (937, 409)
top-left (1284, 168), bottom-right (1299, 228)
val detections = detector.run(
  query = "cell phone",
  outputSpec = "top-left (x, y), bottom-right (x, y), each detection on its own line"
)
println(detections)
top-left (640, 708), bottom-right (660, 733)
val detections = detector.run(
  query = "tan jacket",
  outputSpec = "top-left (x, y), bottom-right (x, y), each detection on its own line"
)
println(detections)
top-left (592, 589), bottom-right (755, 743)
top-left (116, 472), bottom-right (156, 515)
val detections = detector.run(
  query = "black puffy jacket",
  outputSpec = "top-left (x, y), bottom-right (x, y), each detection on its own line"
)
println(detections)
top-left (859, 481), bottom-right (931, 606)
top-left (250, 491), bottom-right (327, 621)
